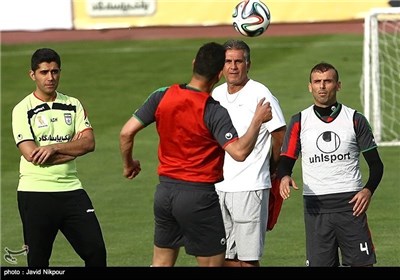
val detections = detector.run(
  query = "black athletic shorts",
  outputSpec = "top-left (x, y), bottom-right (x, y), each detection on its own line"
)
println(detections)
top-left (17, 189), bottom-right (106, 267)
top-left (154, 180), bottom-right (226, 257)
top-left (305, 211), bottom-right (376, 267)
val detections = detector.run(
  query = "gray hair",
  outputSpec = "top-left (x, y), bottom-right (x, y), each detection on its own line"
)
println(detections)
top-left (223, 39), bottom-right (251, 64)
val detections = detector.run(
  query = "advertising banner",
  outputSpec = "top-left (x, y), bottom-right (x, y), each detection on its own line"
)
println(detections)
top-left (0, 0), bottom-right (396, 31)
top-left (73, 0), bottom-right (395, 30)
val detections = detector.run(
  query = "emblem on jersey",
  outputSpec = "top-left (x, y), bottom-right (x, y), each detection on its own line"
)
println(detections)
top-left (36, 115), bottom-right (48, 128)
top-left (220, 238), bottom-right (226, 246)
top-left (225, 133), bottom-right (233, 140)
top-left (309, 131), bottom-right (350, 164)
top-left (64, 113), bottom-right (72, 125)
top-left (316, 131), bottom-right (340, 153)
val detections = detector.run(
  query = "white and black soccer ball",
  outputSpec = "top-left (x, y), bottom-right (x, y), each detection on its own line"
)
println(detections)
top-left (232, 0), bottom-right (271, 37)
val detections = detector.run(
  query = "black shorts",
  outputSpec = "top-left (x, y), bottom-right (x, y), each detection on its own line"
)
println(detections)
top-left (154, 181), bottom-right (226, 257)
top-left (305, 211), bottom-right (376, 267)
top-left (17, 189), bottom-right (106, 267)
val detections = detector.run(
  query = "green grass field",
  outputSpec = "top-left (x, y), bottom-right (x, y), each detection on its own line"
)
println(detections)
top-left (1, 34), bottom-right (399, 267)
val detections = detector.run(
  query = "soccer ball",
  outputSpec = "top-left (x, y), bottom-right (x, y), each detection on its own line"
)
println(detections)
top-left (232, 0), bottom-right (271, 37)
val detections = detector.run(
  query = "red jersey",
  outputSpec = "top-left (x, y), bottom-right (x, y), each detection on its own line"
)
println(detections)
top-left (155, 84), bottom-right (226, 183)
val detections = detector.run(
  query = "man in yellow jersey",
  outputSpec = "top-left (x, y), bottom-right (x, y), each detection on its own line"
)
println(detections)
top-left (12, 48), bottom-right (107, 267)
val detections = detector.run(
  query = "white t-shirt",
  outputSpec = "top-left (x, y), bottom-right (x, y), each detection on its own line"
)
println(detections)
top-left (212, 79), bottom-right (286, 192)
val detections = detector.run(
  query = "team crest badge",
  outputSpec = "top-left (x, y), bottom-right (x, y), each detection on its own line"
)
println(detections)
top-left (64, 113), bottom-right (72, 125)
top-left (36, 115), bottom-right (48, 128)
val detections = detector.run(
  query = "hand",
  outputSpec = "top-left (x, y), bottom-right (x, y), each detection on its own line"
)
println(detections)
top-left (30, 146), bottom-right (57, 165)
top-left (279, 175), bottom-right (298, 200)
top-left (255, 98), bottom-right (272, 123)
top-left (349, 188), bottom-right (372, 216)
top-left (123, 159), bottom-right (142, 179)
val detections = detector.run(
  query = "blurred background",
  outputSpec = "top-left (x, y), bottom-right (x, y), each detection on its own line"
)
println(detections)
top-left (0, 0), bottom-right (398, 32)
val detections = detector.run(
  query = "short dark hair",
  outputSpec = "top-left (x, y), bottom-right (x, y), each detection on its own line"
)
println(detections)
top-left (310, 62), bottom-right (339, 82)
top-left (31, 48), bottom-right (61, 71)
top-left (193, 42), bottom-right (226, 80)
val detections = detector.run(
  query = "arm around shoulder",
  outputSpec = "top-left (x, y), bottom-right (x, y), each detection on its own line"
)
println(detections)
top-left (225, 99), bottom-right (272, 161)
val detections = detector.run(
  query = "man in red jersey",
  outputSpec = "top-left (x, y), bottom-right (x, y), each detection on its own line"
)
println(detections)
top-left (119, 42), bottom-right (272, 266)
